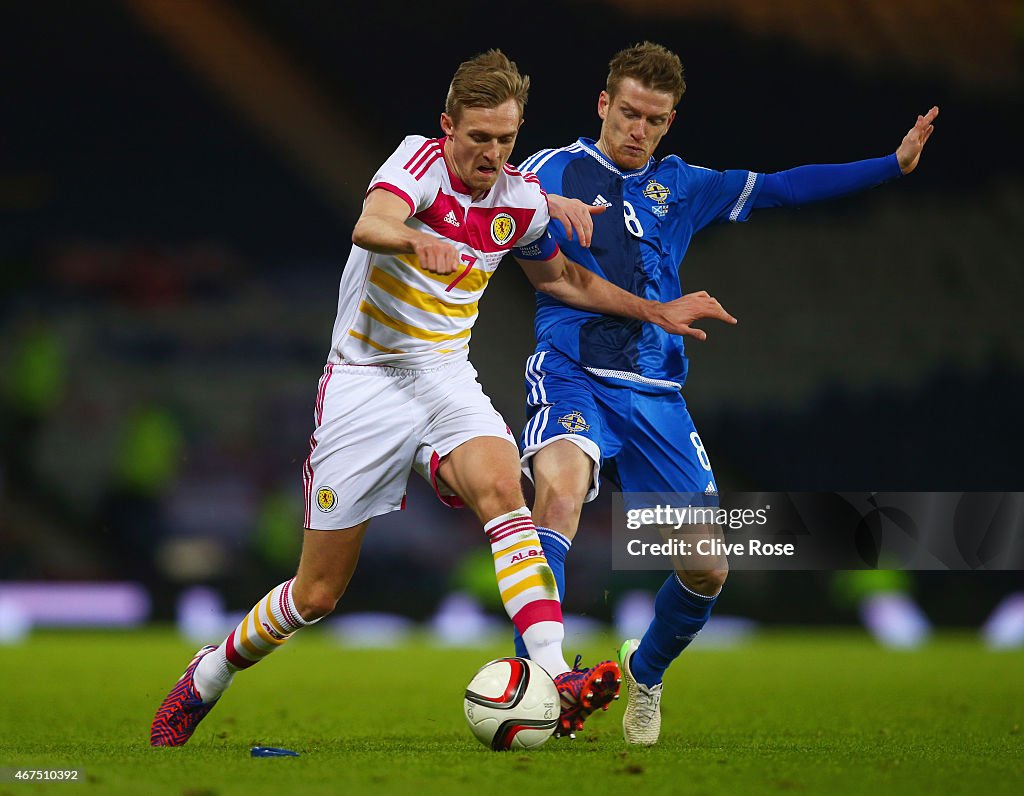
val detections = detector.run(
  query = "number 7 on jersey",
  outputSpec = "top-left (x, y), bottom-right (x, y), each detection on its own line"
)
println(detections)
top-left (445, 254), bottom-right (478, 292)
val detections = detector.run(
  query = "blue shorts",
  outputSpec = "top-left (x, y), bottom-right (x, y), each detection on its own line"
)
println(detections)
top-left (520, 349), bottom-right (717, 504)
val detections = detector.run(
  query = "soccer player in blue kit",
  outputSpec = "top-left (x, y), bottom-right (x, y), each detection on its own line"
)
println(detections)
top-left (513, 42), bottom-right (938, 744)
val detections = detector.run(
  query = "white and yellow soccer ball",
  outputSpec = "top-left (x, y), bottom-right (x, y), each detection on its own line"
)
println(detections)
top-left (463, 657), bottom-right (559, 750)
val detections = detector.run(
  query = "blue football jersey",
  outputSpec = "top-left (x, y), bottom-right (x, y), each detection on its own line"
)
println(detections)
top-left (520, 137), bottom-right (763, 391)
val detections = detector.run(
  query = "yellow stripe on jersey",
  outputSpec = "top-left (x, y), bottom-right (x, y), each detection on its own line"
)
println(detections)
top-left (370, 267), bottom-right (478, 319)
top-left (359, 300), bottom-right (472, 343)
top-left (347, 329), bottom-right (405, 354)
top-left (396, 253), bottom-right (494, 295)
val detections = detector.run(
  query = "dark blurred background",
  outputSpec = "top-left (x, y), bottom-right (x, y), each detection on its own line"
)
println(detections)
top-left (2, 0), bottom-right (1022, 631)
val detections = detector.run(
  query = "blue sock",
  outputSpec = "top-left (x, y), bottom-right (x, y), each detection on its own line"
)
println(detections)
top-left (513, 527), bottom-right (570, 658)
top-left (631, 574), bottom-right (718, 687)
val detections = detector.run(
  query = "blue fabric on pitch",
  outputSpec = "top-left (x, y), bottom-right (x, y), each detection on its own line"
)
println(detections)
top-left (513, 527), bottom-right (569, 658)
top-left (631, 575), bottom-right (717, 688)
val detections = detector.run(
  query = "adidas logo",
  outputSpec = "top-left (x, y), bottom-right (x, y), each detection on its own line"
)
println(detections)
top-left (705, 481), bottom-right (718, 495)
top-left (443, 210), bottom-right (461, 227)
top-left (591, 194), bottom-right (613, 208)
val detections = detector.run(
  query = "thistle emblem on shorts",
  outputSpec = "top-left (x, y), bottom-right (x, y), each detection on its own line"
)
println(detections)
top-left (558, 411), bottom-right (590, 433)
top-left (490, 213), bottom-right (516, 245)
top-left (316, 486), bottom-right (338, 512)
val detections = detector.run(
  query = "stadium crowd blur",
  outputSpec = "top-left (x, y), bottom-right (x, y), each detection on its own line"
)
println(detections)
top-left (2, 1), bottom-right (1022, 630)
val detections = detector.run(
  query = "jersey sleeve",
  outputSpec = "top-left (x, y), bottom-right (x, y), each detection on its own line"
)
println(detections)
top-left (754, 155), bottom-right (902, 208)
top-left (366, 136), bottom-right (440, 216)
top-left (511, 176), bottom-right (560, 261)
top-left (685, 164), bottom-right (764, 231)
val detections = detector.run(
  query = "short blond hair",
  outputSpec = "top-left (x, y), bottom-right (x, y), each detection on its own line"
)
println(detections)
top-left (445, 49), bottom-right (530, 123)
top-left (607, 42), bottom-right (686, 106)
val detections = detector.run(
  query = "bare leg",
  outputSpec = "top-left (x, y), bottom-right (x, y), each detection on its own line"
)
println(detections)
top-left (530, 440), bottom-right (593, 541)
top-left (292, 523), bottom-right (369, 620)
top-left (194, 523), bottom-right (369, 698)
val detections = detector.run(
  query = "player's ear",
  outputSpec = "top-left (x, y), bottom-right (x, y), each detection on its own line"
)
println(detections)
top-left (440, 112), bottom-right (455, 137)
top-left (665, 109), bottom-right (677, 131)
top-left (597, 91), bottom-right (610, 120)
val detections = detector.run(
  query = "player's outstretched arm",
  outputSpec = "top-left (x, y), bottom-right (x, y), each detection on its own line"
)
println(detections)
top-left (755, 106), bottom-right (939, 209)
top-left (517, 254), bottom-right (736, 340)
top-left (546, 193), bottom-right (606, 248)
top-left (895, 106), bottom-right (939, 175)
top-left (352, 188), bottom-right (461, 274)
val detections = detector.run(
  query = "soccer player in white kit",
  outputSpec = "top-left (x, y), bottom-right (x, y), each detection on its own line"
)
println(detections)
top-left (150, 50), bottom-right (729, 746)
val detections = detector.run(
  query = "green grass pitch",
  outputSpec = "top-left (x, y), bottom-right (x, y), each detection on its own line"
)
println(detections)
top-left (1, 629), bottom-right (1021, 795)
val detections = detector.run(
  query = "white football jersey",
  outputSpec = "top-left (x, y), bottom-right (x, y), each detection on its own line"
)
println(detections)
top-left (329, 136), bottom-right (557, 369)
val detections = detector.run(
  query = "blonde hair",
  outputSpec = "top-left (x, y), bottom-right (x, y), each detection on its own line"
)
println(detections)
top-left (445, 49), bottom-right (530, 122)
top-left (607, 42), bottom-right (686, 105)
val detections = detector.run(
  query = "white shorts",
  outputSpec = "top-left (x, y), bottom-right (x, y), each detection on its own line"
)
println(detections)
top-left (302, 359), bottom-right (516, 529)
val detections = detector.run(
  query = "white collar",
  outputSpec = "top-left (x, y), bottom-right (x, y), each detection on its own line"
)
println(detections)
top-left (578, 138), bottom-right (653, 179)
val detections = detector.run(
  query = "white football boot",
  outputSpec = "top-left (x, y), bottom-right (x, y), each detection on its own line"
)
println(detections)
top-left (618, 638), bottom-right (663, 745)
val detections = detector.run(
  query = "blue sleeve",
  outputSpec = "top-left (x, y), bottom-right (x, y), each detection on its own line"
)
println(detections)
top-left (755, 154), bottom-right (902, 208)
top-left (688, 166), bottom-right (764, 230)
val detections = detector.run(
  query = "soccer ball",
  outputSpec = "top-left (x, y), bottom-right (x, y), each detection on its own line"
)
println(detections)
top-left (463, 657), bottom-right (559, 750)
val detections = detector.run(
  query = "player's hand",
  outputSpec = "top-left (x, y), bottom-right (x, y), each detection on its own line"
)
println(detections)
top-left (650, 290), bottom-right (737, 341)
top-left (414, 238), bottom-right (461, 274)
top-left (895, 106), bottom-right (939, 175)
top-left (547, 193), bottom-right (606, 248)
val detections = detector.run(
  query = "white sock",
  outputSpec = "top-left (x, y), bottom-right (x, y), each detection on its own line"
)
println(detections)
top-left (522, 620), bottom-right (570, 677)
top-left (194, 647), bottom-right (234, 702)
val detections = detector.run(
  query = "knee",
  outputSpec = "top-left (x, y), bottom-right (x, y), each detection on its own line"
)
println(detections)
top-left (293, 580), bottom-right (345, 621)
top-left (486, 475), bottom-right (527, 512)
top-left (532, 455), bottom-right (590, 534)
top-left (680, 567), bottom-right (729, 597)
top-left (534, 490), bottom-right (585, 533)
